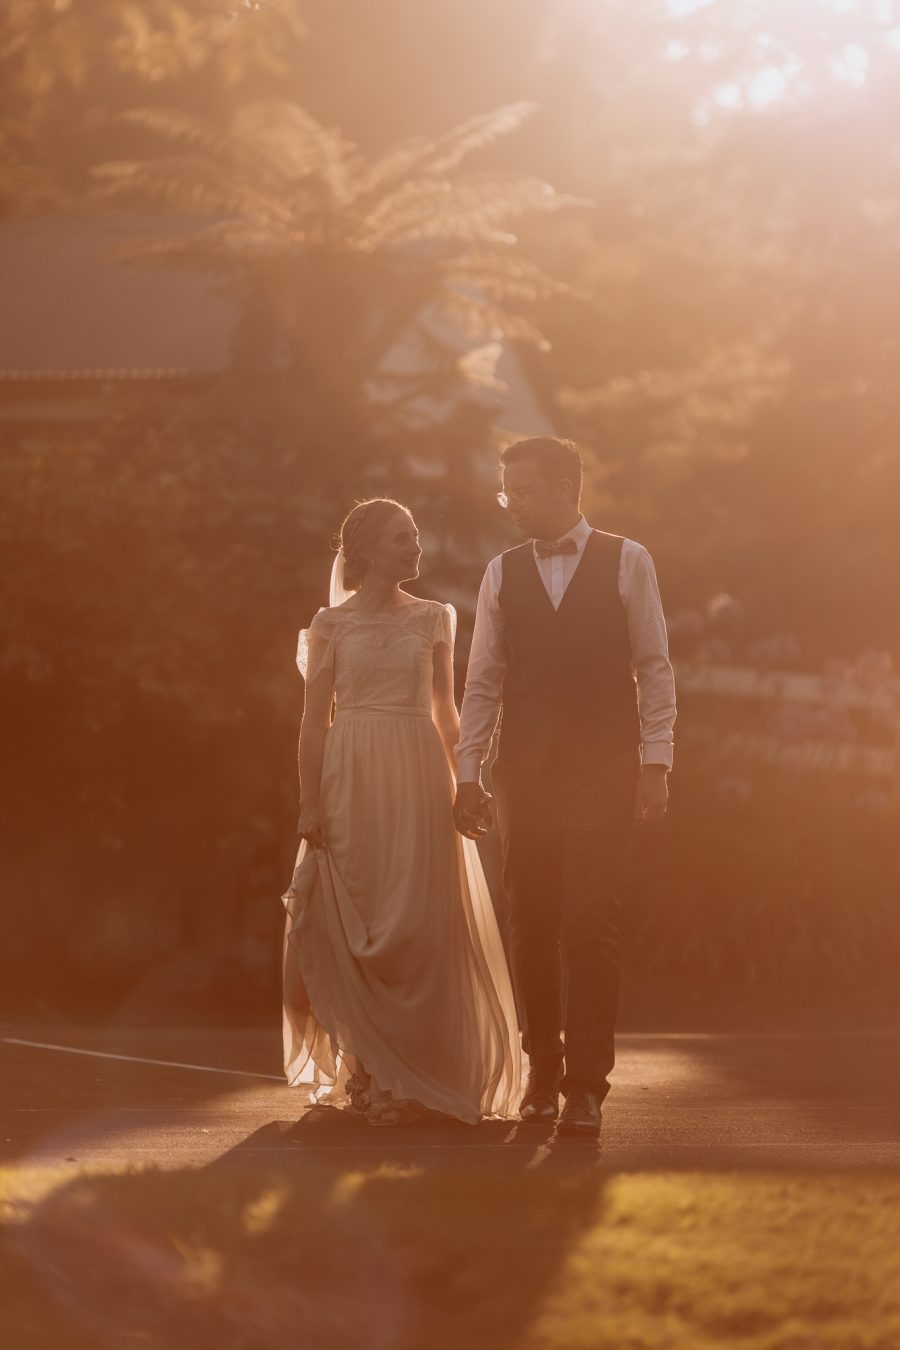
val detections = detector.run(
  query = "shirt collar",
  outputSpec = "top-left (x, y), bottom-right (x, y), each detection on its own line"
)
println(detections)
top-left (533, 515), bottom-right (592, 555)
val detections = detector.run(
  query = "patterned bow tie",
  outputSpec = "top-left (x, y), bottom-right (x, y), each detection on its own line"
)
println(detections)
top-left (534, 537), bottom-right (578, 559)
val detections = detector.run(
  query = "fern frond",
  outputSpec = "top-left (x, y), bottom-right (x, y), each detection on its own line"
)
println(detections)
top-left (419, 102), bottom-right (539, 175)
top-left (353, 102), bottom-right (536, 201)
top-left (118, 220), bottom-right (307, 268)
top-left (121, 102), bottom-right (359, 214)
top-left (434, 288), bottom-right (550, 349)
top-left (351, 135), bottom-right (434, 200)
top-left (361, 175), bottom-right (588, 250)
top-left (92, 157), bottom-right (294, 226)
top-left (120, 107), bottom-right (231, 160)
top-left (232, 101), bottom-right (357, 205)
top-left (362, 215), bottom-right (518, 252)
top-left (442, 251), bottom-right (585, 303)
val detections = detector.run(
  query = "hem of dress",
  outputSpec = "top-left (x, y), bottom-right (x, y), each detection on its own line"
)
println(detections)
top-left (284, 904), bottom-right (485, 1127)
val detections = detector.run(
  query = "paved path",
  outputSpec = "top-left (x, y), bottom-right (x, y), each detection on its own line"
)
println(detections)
top-left (2, 1024), bottom-right (899, 1174)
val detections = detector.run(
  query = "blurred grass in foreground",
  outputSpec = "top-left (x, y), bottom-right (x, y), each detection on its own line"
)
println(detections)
top-left (2, 1163), bottom-right (899, 1349)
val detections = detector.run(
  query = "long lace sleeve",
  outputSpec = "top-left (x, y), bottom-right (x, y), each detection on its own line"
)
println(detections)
top-left (432, 602), bottom-right (457, 651)
top-left (296, 609), bottom-right (336, 685)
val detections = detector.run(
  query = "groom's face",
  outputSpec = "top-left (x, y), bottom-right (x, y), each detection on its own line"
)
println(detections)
top-left (502, 458), bottom-right (567, 539)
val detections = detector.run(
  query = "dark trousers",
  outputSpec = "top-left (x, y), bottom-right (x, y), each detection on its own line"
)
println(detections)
top-left (491, 749), bottom-right (639, 1101)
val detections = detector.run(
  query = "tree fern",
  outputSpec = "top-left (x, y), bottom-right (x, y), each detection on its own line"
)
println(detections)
top-left (92, 97), bottom-right (587, 377)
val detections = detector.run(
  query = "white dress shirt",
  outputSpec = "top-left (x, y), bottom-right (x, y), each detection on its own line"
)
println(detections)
top-left (456, 516), bottom-right (676, 782)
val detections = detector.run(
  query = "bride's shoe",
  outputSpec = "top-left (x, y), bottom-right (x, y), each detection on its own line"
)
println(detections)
top-left (366, 1097), bottom-right (427, 1127)
top-left (345, 1072), bottom-right (371, 1115)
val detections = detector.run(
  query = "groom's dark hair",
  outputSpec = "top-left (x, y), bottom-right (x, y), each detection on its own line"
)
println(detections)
top-left (500, 436), bottom-right (583, 505)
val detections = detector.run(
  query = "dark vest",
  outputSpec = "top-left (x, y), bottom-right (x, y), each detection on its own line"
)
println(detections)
top-left (497, 530), bottom-right (639, 770)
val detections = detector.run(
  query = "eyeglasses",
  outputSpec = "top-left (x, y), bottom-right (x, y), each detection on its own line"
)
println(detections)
top-left (496, 486), bottom-right (542, 509)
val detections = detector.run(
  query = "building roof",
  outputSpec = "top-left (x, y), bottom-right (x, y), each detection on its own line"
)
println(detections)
top-left (0, 214), bottom-right (556, 436)
top-left (0, 215), bottom-right (234, 379)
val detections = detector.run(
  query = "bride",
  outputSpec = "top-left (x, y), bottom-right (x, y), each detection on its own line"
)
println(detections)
top-left (281, 497), bottom-right (523, 1125)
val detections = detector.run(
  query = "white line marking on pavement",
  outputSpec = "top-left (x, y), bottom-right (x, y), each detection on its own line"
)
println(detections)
top-left (1, 1038), bottom-right (285, 1082)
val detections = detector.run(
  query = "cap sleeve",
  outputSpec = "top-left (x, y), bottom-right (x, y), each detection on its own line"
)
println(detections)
top-left (432, 602), bottom-right (457, 651)
top-left (296, 608), bottom-right (336, 684)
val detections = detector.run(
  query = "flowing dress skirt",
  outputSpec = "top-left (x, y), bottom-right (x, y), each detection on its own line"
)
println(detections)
top-left (281, 707), bottom-right (523, 1123)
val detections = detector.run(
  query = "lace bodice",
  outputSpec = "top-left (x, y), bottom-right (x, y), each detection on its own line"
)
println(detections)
top-left (297, 598), bottom-right (456, 713)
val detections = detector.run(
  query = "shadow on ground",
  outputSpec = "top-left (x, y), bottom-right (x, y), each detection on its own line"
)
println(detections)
top-left (5, 1027), bottom-right (900, 1349)
top-left (4, 1108), bottom-right (606, 1350)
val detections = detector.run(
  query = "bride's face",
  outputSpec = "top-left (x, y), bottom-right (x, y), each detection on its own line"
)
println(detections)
top-left (369, 510), bottom-right (422, 584)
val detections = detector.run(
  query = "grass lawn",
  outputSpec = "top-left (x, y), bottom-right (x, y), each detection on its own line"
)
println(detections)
top-left (2, 1162), bottom-right (899, 1349)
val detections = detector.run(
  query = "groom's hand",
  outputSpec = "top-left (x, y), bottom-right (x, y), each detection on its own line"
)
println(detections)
top-left (454, 782), bottom-right (494, 839)
top-left (634, 764), bottom-right (669, 825)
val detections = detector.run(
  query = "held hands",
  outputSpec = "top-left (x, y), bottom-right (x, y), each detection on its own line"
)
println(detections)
top-left (454, 781), bottom-right (494, 840)
top-left (634, 764), bottom-right (669, 825)
top-left (297, 803), bottom-right (326, 850)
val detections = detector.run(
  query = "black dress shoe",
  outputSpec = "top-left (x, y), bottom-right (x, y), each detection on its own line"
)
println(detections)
top-left (519, 1072), bottom-right (560, 1123)
top-left (556, 1090), bottom-right (602, 1137)
top-left (520, 1091), bottom-right (559, 1123)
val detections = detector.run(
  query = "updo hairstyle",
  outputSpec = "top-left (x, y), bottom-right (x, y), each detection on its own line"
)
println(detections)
top-left (338, 497), bottom-right (411, 591)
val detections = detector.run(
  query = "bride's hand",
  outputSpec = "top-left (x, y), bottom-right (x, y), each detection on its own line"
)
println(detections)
top-left (297, 804), bottom-right (326, 850)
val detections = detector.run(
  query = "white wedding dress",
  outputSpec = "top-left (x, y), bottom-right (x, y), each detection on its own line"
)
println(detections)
top-left (281, 596), bottom-right (523, 1123)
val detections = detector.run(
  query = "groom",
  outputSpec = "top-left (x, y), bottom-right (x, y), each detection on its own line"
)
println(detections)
top-left (453, 437), bottom-right (676, 1137)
